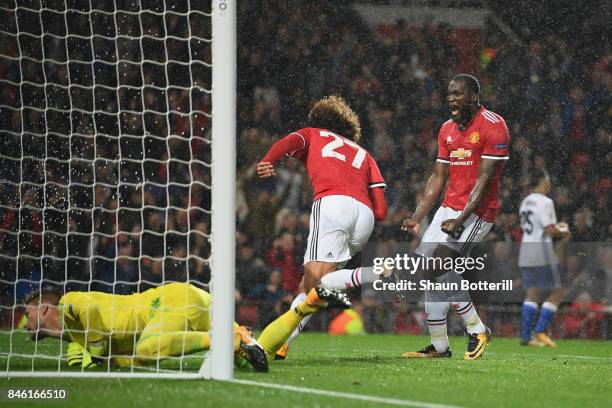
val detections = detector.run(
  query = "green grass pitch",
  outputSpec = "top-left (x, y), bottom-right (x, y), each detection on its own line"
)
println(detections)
top-left (1, 332), bottom-right (611, 407)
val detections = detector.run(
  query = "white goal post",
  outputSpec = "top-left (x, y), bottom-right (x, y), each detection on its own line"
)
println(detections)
top-left (203, 0), bottom-right (236, 380)
top-left (0, 0), bottom-right (236, 380)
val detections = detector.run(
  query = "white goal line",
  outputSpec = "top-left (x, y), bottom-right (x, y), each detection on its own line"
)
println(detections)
top-left (228, 379), bottom-right (463, 408)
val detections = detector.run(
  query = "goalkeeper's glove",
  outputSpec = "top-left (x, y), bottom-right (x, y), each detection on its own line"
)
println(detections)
top-left (66, 342), bottom-right (101, 368)
top-left (66, 342), bottom-right (98, 368)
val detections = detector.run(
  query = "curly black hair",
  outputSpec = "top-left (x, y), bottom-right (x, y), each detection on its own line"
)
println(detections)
top-left (307, 95), bottom-right (362, 142)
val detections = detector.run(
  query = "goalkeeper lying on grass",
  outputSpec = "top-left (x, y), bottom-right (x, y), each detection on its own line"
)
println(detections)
top-left (23, 282), bottom-right (268, 372)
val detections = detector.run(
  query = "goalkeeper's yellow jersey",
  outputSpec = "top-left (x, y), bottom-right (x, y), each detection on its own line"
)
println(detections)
top-left (58, 283), bottom-right (210, 354)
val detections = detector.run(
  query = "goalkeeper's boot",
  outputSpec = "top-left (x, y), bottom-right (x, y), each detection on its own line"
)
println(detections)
top-left (306, 286), bottom-right (351, 310)
top-left (274, 343), bottom-right (289, 361)
top-left (464, 327), bottom-right (492, 360)
top-left (535, 332), bottom-right (557, 348)
top-left (235, 326), bottom-right (268, 372)
top-left (402, 344), bottom-right (452, 358)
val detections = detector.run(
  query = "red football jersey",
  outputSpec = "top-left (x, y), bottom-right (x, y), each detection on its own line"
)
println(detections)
top-left (437, 106), bottom-right (510, 222)
top-left (287, 127), bottom-right (385, 210)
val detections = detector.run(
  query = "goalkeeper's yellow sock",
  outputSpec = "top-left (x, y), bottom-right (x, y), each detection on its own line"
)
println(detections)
top-left (257, 296), bottom-right (322, 356)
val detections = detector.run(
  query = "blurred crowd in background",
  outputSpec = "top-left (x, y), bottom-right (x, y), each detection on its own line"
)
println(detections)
top-left (0, 0), bottom-right (610, 337)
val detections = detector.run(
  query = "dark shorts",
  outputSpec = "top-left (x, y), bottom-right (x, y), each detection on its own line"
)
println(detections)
top-left (521, 265), bottom-right (565, 289)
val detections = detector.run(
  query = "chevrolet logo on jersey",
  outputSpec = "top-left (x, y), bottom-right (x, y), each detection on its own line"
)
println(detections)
top-left (450, 148), bottom-right (472, 159)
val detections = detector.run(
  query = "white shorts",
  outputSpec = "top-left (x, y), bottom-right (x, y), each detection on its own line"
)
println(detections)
top-left (416, 206), bottom-right (492, 258)
top-left (304, 195), bottom-right (374, 266)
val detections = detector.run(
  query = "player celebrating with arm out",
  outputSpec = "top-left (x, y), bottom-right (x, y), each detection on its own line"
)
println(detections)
top-left (401, 74), bottom-right (510, 360)
top-left (519, 169), bottom-right (571, 347)
top-left (255, 95), bottom-right (388, 359)
top-left (24, 282), bottom-right (268, 372)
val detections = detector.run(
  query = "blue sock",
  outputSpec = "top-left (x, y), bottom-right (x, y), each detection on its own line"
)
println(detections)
top-left (521, 301), bottom-right (538, 342)
top-left (534, 302), bottom-right (558, 334)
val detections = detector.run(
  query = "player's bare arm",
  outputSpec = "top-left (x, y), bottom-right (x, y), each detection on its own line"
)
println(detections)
top-left (441, 158), bottom-right (500, 234)
top-left (402, 161), bottom-right (449, 237)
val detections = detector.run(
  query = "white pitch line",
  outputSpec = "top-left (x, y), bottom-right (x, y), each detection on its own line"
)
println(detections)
top-left (486, 351), bottom-right (612, 362)
top-left (325, 348), bottom-right (612, 362)
top-left (228, 379), bottom-right (463, 408)
top-left (557, 354), bottom-right (612, 361)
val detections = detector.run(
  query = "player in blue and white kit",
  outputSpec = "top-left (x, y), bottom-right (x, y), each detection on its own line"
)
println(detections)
top-left (518, 169), bottom-right (571, 347)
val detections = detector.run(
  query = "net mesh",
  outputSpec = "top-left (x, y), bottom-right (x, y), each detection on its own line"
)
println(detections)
top-left (0, 0), bottom-right (213, 374)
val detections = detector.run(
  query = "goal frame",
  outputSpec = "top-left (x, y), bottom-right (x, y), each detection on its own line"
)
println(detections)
top-left (201, 0), bottom-right (237, 381)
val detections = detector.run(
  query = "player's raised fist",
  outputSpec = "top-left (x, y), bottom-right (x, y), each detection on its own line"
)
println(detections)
top-left (440, 219), bottom-right (462, 234)
top-left (441, 219), bottom-right (467, 239)
top-left (401, 217), bottom-right (420, 237)
top-left (256, 161), bottom-right (276, 178)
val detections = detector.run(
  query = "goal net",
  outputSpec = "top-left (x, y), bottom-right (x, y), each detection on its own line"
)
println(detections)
top-left (0, 0), bottom-right (236, 379)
